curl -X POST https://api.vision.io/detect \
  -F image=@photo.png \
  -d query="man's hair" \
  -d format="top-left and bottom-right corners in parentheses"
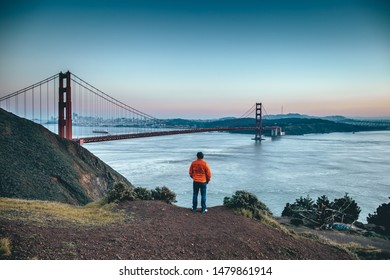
top-left (197, 152), bottom-right (204, 159)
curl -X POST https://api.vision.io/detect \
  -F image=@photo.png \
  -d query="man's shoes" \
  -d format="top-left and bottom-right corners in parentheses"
top-left (192, 208), bottom-right (208, 213)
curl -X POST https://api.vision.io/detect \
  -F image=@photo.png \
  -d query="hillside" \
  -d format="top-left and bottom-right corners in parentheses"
top-left (0, 198), bottom-right (355, 260)
top-left (0, 108), bottom-right (133, 205)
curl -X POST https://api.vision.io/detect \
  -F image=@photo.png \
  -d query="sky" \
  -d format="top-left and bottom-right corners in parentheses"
top-left (0, 0), bottom-right (389, 118)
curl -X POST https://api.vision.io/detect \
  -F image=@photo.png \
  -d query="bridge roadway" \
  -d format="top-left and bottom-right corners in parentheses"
top-left (74, 126), bottom-right (281, 144)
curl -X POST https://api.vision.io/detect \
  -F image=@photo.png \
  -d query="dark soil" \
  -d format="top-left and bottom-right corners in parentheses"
top-left (1, 200), bottom-right (355, 260)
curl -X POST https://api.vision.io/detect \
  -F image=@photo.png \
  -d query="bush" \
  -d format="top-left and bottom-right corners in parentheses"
top-left (330, 193), bottom-right (361, 224)
top-left (367, 197), bottom-right (390, 234)
top-left (134, 187), bottom-right (153, 200)
top-left (282, 193), bottom-right (361, 226)
top-left (282, 195), bottom-right (315, 217)
top-left (151, 186), bottom-right (177, 204)
top-left (223, 190), bottom-right (273, 219)
top-left (106, 183), bottom-right (177, 204)
top-left (315, 195), bottom-right (332, 224)
top-left (316, 195), bottom-right (330, 209)
top-left (106, 182), bottom-right (136, 203)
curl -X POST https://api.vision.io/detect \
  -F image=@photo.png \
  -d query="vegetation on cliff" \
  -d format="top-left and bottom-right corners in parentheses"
top-left (106, 182), bottom-right (177, 204)
top-left (282, 193), bottom-right (361, 226)
top-left (367, 198), bottom-right (390, 235)
top-left (223, 190), bottom-right (272, 219)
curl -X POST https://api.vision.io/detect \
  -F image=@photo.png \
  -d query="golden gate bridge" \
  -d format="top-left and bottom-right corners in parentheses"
top-left (0, 71), bottom-right (283, 143)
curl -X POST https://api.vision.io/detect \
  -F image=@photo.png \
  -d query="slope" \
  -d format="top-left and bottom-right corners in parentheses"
top-left (0, 199), bottom-right (354, 260)
top-left (0, 108), bottom-right (133, 205)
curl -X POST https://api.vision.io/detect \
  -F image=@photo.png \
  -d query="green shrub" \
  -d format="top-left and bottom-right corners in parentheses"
top-left (223, 190), bottom-right (272, 218)
top-left (106, 184), bottom-right (177, 204)
top-left (282, 195), bottom-right (314, 217)
top-left (315, 195), bottom-right (330, 209)
top-left (314, 195), bottom-right (333, 224)
top-left (367, 197), bottom-right (390, 234)
top-left (330, 193), bottom-right (361, 224)
top-left (134, 187), bottom-right (153, 200)
top-left (133, 186), bottom-right (177, 204)
top-left (282, 193), bottom-right (361, 226)
top-left (151, 186), bottom-right (177, 204)
top-left (106, 182), bottom-right (136, 203)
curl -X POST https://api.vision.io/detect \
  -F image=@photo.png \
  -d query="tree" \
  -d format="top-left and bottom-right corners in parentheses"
top-left (315, 195), bottom-right (330, 208)
top-left (330, 193), bottom-right (361, 224)
top-left (367, 197), bottom-right (390, 234)
top-left (282, 193), bottom-right (361, 227)
top-left (314, 195), bottom-right (332, 225)
top-left (281, 195), bottom-right (315, 218)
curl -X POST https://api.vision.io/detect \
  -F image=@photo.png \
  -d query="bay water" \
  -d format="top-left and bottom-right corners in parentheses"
top-left (84, 130), bottom-right (390, 222)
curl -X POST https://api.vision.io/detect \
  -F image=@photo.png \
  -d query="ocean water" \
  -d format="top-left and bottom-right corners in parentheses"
top-left (84, 131), bottom-right (390, 221)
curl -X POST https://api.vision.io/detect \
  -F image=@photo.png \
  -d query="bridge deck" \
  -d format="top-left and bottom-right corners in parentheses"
top-left (74, 126), bottom-right (282, 144)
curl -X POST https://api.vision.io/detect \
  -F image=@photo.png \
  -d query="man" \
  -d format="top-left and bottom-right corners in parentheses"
top-left (189, 152), bottom-right (212, 213)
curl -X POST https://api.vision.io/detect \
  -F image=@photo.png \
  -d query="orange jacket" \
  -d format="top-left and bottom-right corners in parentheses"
top-left (189, 159), bottom-right (212, 183)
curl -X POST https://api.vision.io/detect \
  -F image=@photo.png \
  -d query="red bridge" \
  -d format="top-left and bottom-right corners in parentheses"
top-left (0, 71), bottom-right (283, 143)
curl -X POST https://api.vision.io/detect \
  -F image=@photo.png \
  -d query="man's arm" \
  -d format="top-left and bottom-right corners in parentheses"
top-left (205, 163), bottom-right (211, 183)
top-left (189, 163), bottom-right (193, 178)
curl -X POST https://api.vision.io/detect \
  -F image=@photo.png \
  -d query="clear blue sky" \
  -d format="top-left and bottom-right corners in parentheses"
top-left (1, 0), bottom-right (389, 118)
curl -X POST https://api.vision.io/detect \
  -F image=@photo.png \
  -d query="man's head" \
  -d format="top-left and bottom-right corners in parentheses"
top-left (197, 152), bottom-right (204, 159)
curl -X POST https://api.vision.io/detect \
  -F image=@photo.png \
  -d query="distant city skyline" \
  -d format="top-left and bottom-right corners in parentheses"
top-left (0, 0), bottom-right (389, 118)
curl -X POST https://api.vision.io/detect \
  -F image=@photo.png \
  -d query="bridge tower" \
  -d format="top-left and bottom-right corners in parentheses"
top-left (58, 71), bottom-right (72, 140)
top-left (254, 102), bottom-right (263, 141)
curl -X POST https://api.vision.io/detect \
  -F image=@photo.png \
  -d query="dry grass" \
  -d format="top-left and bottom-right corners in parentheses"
top-left (259, 212), bottom-right (296, 236)
top-left (340, 242), bottom-right (388, 260)
top-left (0, 198), bottom-right (127, 226)
top-left (0, 238), bottom-right (12, 256)
top-left (237, 208), bottom-right (253, 219)
top-left (235, 208), bottom-right (295, 236)
top-left (299, 231), bottom-right (359, 259)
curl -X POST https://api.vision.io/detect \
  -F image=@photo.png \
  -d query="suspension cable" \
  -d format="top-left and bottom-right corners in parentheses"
top-left (262, 105), bottom-right (270, 119)
top-left (71, 73), bottom-right (159, 121)
top-left (240, 103), bottom-right (256, 118)
top-left (0, 74), bottom-right (58, 101)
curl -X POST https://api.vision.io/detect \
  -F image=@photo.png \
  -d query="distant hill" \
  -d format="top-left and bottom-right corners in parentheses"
top-left (0, 108), bottom-right (133, 205)
top-left (163, 116), bottom-right (389, 135)
top-left (264, 113), bottom-right (312, 119)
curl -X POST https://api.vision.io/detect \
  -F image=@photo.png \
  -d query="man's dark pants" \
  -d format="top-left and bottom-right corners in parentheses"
top-left (192, 181), bottom-right (207, 212)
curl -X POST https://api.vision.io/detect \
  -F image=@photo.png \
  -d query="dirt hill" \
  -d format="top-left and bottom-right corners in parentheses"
top-left (0, 108), bottom-right (133, 205)
top-left (0, 199), bottom-right (355, 260)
